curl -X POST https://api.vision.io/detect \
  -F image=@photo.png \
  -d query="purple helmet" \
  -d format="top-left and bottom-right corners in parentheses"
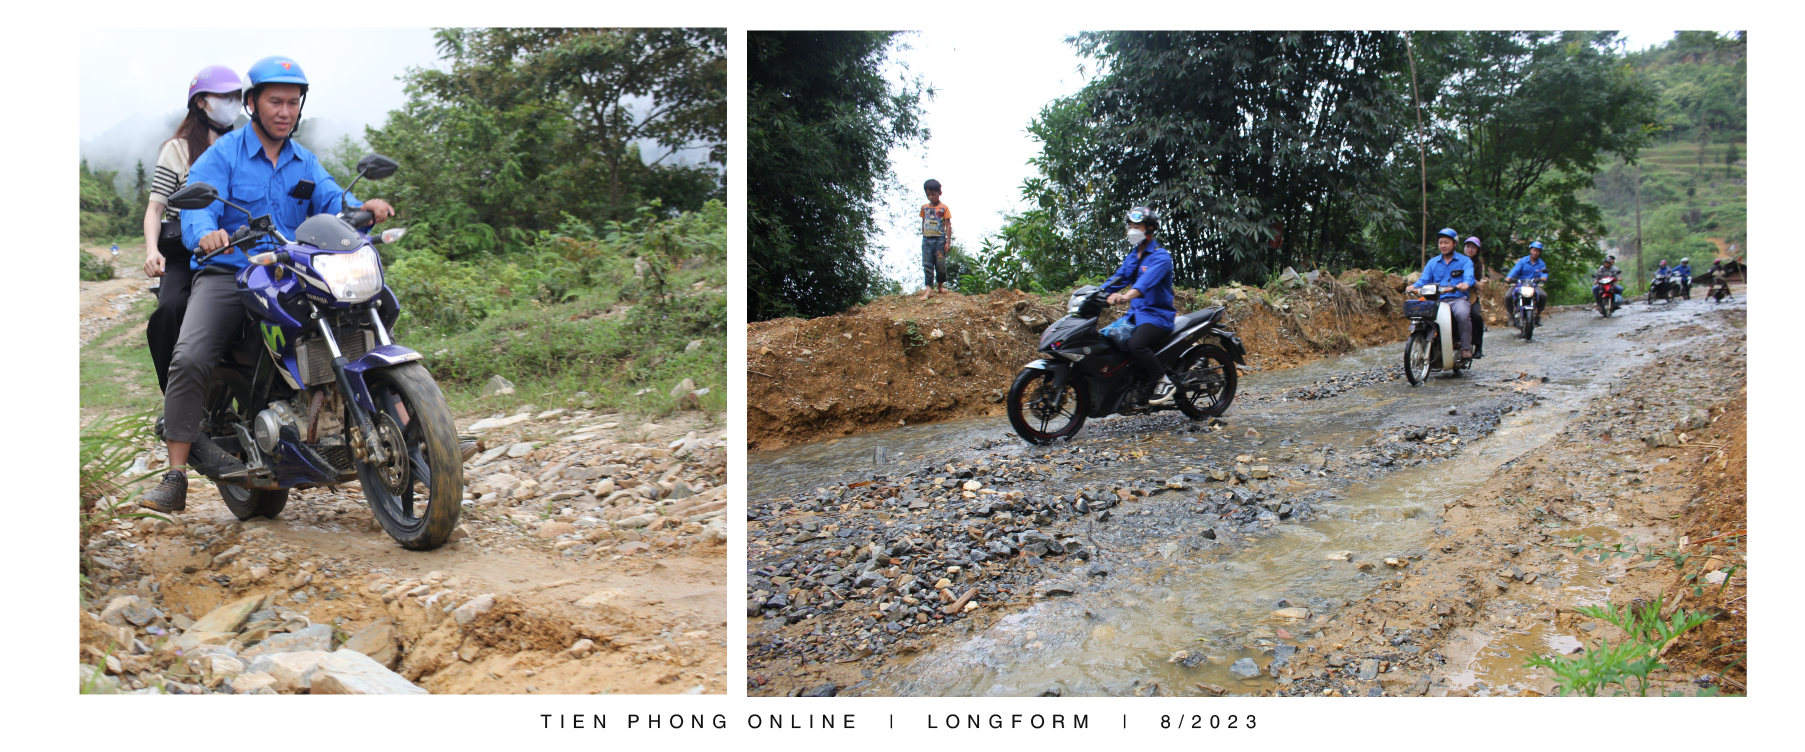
top-left (1463, 236), bottom-right (1481, 249)
top-left (188, 65), bottom-right (244, 101)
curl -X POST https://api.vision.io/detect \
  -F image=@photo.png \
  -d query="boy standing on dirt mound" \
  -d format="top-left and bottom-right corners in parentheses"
top-left (919, 179), bottom-right (954, 300)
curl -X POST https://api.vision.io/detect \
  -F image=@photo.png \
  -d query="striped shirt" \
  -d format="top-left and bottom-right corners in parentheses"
top-left (149, 138), bottom-right (191, 222)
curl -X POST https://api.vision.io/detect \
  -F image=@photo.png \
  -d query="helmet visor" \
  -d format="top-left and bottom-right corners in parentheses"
top-left (1126, 209), bottom-right (1149, 224)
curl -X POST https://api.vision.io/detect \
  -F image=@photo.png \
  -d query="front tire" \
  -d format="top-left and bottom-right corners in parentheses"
top-left (356, 362), bottom-right (463, 550)
top-left (1007, 368), bottom-right (1088, 444)
top-left (1522, 306), bottom-right (1535, 342)
top-left (1174, 345), bottom-right (1238, 419)
top-left (1403, 331), bottom-right (1431, 386)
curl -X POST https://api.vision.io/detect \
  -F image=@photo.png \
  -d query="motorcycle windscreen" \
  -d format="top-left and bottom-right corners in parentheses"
top-left (1039, 317), bottom-right (1096, 351)
top-left (296, 214), bottom-right (365, 251)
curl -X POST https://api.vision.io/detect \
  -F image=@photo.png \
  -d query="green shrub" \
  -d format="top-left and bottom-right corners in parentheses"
top-left (79, 252), bottom-right (115, 282)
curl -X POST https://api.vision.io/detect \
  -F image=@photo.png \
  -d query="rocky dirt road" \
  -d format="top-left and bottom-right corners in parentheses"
top-left (746, 290), bottom-right (1747, 697)
top-left (78, 272), bottom-right (729, 695)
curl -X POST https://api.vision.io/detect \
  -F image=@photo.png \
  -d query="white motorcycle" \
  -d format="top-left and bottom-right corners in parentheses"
top-left (1403, 283), bottom-right (1474, 386)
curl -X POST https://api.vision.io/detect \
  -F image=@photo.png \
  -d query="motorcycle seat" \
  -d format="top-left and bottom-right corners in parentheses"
top-left (1173, 307), bottom-right (1222, 332)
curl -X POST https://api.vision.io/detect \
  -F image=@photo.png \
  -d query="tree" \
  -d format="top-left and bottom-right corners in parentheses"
top-left (423, 28), bottom-right (726, 214)
top-left (1006, 31), bottom-right (1413, 289)
top-left (747, 31), bottom-right (929, 320)
top-left (1408, 32), bottom-right (1658, 273)
top-left (132, 160), bottom-right (148, 211)
top-left (365, 27), bottom-right (726, 258)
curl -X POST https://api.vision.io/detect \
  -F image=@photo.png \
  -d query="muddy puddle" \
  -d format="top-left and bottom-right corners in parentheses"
top-left (750, 298), bottom-right (1729, 696)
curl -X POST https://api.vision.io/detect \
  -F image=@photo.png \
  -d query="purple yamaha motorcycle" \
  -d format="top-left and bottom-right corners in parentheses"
top-left (163, 155), bottom-right (462, 549)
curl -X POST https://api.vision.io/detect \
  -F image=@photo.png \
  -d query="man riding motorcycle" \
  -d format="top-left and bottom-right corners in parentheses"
top-left (1101, 206), bottom-right (1178, 406)
top-left (1675, 257), bottom-right (1693, 299)
top-left (1407, 228), bottom-right (1476, 360)
top-left (1593, 255), bottom-right (1624, 302)
top-left (1506, 241), bottom-right (1551, 324)
top-left (142, 55), bottom-right (396, 512)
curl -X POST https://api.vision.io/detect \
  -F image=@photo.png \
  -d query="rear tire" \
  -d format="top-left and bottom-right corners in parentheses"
top-left (1403, 331), bottom-right (1431, 386)
top-left (1174, 345), bottom-right (1238, 419)
top-left (356, 363), bottom-right (463, 550)
top-left (218, 484), bottom-right (288, 521)
top-left (1007, 368), bottom-right (1088, 444)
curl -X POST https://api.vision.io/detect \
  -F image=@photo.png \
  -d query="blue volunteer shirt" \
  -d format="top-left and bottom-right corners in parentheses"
top-left (1418, 253), bottom-right (1476, 301)
top-left (1507, 255), bottom-right (1547, 281)
top-left (1103, 238), bottom-right (1176, 330)
top-left (1675, 263), bottom-right (1692, 277)
top-left (181, 127), bottom-right (361, 272)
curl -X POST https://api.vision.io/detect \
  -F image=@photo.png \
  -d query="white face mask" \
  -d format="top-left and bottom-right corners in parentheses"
top-left (205, 95), bottom-right (239, 127)
top-left (1126, 228), bottom-right (1146, 246)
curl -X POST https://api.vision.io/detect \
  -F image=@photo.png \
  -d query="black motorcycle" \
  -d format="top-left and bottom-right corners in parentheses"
top-left (1647, 273), bottom-right (1678, 306)
top-left (1506, 278), bottom-right (1544, 342)
top-left (1006, 283), bottom-right (1246, 444)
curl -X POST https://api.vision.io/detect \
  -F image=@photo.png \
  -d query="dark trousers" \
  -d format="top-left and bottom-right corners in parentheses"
top-left (1469, 298), bottom-right (1485, 355)
top-left (1127, 323), bottom-right (1171, 382)
top-left (163, 268), bottom-right (246, 443)
top-left (146, 243), bottom-right (194, 393)
top-left (921, 237), bottom-right (948, 289)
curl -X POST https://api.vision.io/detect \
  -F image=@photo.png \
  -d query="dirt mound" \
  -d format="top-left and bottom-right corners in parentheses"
top-left (747, 271), bottom-right (1413, 451)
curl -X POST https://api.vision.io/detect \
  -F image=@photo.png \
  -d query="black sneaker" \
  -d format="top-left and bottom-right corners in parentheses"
top-left (1147, 380), bottom-right (1177, 407)
top-left (141, 470), bottom-right (188, 513)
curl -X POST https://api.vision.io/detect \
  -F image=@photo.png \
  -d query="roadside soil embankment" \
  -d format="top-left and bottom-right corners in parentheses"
top-left (748, 270), bottom-right (1417, 451)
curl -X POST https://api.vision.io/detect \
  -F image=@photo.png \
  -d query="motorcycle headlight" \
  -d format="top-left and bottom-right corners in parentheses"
top-left (311, 245), bottom-right (384, 303)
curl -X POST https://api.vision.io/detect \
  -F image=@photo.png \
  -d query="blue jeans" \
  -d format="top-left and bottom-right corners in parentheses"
top-left (922, 237), bottom-right (947, 289)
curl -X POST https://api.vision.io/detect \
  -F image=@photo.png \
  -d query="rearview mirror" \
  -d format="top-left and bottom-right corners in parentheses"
top-left (167, 182), bottom-right (218, 210)
top-left (356, 154), bottom-right (400, 180)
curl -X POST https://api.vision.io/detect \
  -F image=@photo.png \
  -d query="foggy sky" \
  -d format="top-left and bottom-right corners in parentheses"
top-left (80, 28), bottom-right (443, 179)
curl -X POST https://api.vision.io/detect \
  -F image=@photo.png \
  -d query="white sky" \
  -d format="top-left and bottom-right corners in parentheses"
top-left (876, 29), bottom-right (1686, 290)
top-left (80, 28), bottom-right (443, 169)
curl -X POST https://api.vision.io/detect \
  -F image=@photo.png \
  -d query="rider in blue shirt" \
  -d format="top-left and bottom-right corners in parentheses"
top-left (144, 55), bottom-right (395, 513)
top-left (1102, 206), bottom-right (1178, 405)
top-left (1507, 241), bottom-right (1550, 323)
top-left (1674, 257), bottom-right (1693, 299)
top-left (1407, 227), bottom-right (1476, 359)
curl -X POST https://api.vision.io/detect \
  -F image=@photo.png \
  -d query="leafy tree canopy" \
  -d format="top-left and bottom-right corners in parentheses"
top-left (747, 31), bottom-right (929, 321)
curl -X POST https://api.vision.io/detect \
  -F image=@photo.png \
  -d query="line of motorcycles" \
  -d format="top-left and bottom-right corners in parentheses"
top-left (1007, 264), bottom-right (1738, 435)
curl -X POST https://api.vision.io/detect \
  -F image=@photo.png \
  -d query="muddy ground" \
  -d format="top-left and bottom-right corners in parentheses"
top-left (745, 285), bottom-right (1747, 697)
top-left (78, 258), bottom-right (729, 695)
top-left (748, 270), bottom-right (1415, 451)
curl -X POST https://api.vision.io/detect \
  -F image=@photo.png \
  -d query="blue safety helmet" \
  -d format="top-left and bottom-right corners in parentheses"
top-left (1437, 228), bottom-right (1459, 241)
top-left (244, 56), bottom-right (310, 140)
top-left (247, 56), bottom-right (310, 89)
top-left (1529, 241), bottom-right (1543, 250)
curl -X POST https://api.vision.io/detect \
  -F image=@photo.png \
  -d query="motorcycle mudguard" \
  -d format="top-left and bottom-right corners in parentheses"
top-left (338, 345), bottom-right (425, 415)
top-left (1020, 358), bottom-right (1059, 370)
top-left (1210, 327), bottom-right (1247, 364)
top-left (1435, 301), bottom-right (1455, 371)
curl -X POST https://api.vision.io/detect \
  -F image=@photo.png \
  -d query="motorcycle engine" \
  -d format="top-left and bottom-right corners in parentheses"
top-left (252, 401), bottom-right (300, 453)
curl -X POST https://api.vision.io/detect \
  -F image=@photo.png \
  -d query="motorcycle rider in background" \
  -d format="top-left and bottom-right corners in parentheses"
top-left (141, 55), bottom-right (394, 513)
top-left (1592, 255), bottom-right (1624, 304)
top-left (1407, 228), bottom-right (1476, 360)
top-left (1101, 206), bottom-right (1178, 406)
top-left (1506, 241), bottom-right (1551, 324)
top-left (1675, 257), bottom-right (1693, 299)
